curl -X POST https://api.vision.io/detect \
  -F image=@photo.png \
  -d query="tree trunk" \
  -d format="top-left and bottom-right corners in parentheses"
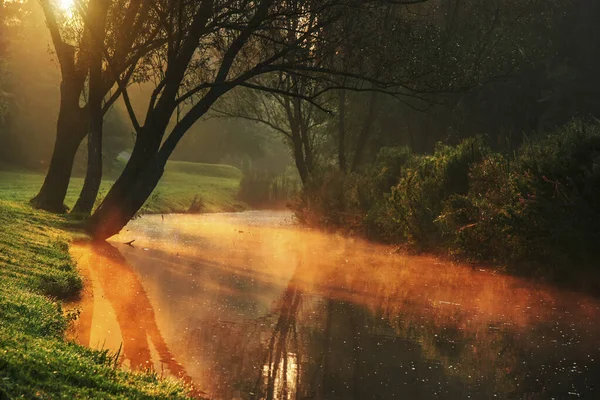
top-left (71, 104), bottom-right (102, 215)
top-left (30, 85), bottom-right (86, 212)
top-left (291, 133), bottom-right (309, 186)
top-left (86, 98), bottom-right (204, 239)
top-left (406, 113), bottom-right (416, 152)
top-left (351, 92), bottom-right (378, 172)
top-left (87, 86), bottom-right (222, 240)
top-left (295, 100), bottom-right (314, 177)
top-left (86, 122), bottom-right (164, 239)
top-left (338, 89), bottom-right (347, 173)
top-left (71, 0), bottom-right (109, 215)
top-left (300, 126), bottom-right (314, 176)
top-left (87, 155), bottom-right (164, 240)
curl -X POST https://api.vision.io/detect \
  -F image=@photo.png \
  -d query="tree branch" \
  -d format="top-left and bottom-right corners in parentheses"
top-left (211, 108), bottom-right (293, 139)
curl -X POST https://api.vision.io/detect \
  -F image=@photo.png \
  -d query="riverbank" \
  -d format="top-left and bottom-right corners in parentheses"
top-left (294, 121), bottom-right (600, 292)
top-left (0, 199), bottom-right (194, 398)
top-left (0, 161), bottom-right (244, 397)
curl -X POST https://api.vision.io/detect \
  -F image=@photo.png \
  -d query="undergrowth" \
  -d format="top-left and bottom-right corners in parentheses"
top-left (295, 121), bottom-right (600, 288)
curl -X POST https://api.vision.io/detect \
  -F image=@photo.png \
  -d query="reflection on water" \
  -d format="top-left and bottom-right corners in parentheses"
top-left (70, 241), bottom-right (193, 384)
top-left (71, 211), bottom-right (600, 399)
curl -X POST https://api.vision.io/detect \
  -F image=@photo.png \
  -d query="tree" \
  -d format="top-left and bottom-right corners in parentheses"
top-left (329, 0), bottom-right (566, 161)
top-left (213, 2), bottom-right (427, 182)
top-left (331, 3), bottom-right (395, 173)
top-left (214, 75), bottom-right (329, 186)
top-left (0, 1), bottom-right (63, 168)
top-left (71, 0), bottom-right (110, 214)
top-left (87, 0), bottom-right (423, 239)
top-left (32, 0), bottom-right (160, 213)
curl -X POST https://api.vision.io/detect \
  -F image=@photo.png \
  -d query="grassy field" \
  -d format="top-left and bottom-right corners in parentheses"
top-left (0, 160), bottom-right (245, 214)
top-left (141, 161), bottom-right (244, 214)
top-left (0, 162), bottom-right (244, 398)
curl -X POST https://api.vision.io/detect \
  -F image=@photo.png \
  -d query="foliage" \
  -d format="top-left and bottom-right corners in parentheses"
top-left (0, 61), bottom-right (6, 135)
top-left (436, 122), bottom-right (600, 277)
top-left (381, 137), bottom-right (486, 247)
top-left (296, 122), bottom-right (600, 285)
top-left (0, 1), bottom-right (65, 169)
top-left (0, 1), bottom-right (6, 131)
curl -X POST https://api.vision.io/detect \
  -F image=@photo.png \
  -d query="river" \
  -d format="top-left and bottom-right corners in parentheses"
top-left (70, 211), bottom-right (600, 399)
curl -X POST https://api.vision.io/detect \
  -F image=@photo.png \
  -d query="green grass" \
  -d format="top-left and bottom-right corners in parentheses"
top-left (0, 161), bottom-right (244, 397)
top-left (142, 161), bottom-right (244, 214)
top-left (0, 201), bottom-right (191, 398)
top-left (0, 160), bottom-right (246, 214)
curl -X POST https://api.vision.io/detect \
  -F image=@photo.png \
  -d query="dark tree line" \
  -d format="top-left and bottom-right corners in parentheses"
top-left (214, 0), bottom-right (600, 187)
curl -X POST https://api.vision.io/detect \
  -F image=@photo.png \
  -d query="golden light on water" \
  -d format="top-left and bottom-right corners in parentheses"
top-left (68, 212), bottom-right (600, 399)
top-left (262, 353), bottom-right (298, 400)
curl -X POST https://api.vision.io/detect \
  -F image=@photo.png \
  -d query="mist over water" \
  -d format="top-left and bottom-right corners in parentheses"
top-left (70, 211), bottom-right (600, 399)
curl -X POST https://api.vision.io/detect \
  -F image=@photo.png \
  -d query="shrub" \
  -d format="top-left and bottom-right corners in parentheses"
top-left (434, 121), bottom-right (600, 278)
top-left (297, 121), bottom-right (600, 283)
top-left (379, 137), bottom-right (487, 247)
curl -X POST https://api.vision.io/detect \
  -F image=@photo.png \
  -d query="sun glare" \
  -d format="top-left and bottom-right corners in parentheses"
top-left (58, 0), bottom-right (74, 12)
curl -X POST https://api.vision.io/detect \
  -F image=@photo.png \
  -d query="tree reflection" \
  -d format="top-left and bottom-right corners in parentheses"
top-left (257, 273), bottom-right (302, 400)
top-left (71, 242), bottom-right (195, 387)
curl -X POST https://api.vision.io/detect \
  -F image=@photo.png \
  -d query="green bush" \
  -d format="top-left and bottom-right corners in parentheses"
top-left (297, 122), bottom-right (600, 283)
top-left (379, 137), bottom-right (486, 247)
top-left (294, 146), bottom-right (414, 233)
top-left (435, 153), bottom-right (524, 264)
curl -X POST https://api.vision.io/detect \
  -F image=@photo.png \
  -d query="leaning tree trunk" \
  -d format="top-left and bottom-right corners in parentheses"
top-left (87, 87), bottom-right (223, 240)
top-left (71, 2), bottom-right (109, 215)
top-left (86, 125), bottom-right (164, 240)
top-left (87, 156), bottom-right (164, 240)
top-left (30, 82), bottom-right (86, 213)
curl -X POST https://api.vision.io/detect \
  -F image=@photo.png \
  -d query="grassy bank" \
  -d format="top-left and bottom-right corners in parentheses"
top-left (0, 200), bottom-right (191, 398)
top-left (295, 121), bottom-right (600, 289)
top-left (0, 161), bottom-right (245, 397)
top-left (0, 160), bottom-right (245, 214)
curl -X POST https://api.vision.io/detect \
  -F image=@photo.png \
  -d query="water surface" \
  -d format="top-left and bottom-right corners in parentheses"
top-left (71, 211), bottom-right (600, 399)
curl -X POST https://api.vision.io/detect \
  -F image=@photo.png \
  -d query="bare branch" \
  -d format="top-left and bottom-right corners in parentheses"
top-left (238, 82), bottom-right (333, 114)
top-left (211, 108), bottom-right (293, 139)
